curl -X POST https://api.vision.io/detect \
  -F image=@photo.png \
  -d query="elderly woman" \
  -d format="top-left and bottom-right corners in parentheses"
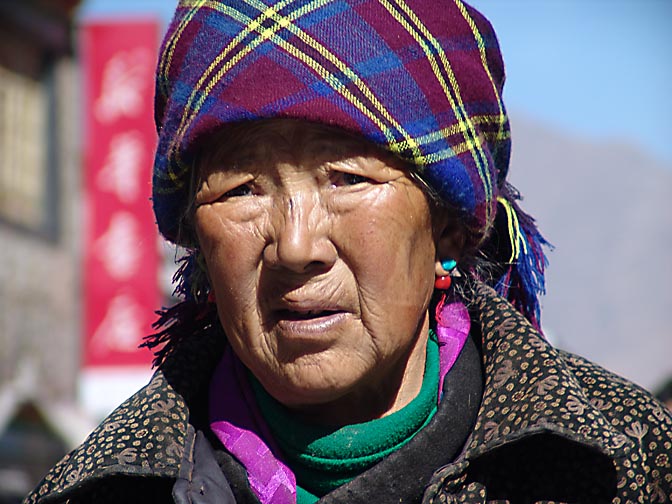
top-left (27, 1), bottom-right (672, 503)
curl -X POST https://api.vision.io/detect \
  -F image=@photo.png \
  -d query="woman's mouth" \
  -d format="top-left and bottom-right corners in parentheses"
top-left (271, 306), bottom-right (349, 338)
top-left (276, 309), bottom-right (343, 321)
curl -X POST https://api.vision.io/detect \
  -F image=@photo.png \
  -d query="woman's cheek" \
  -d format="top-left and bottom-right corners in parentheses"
top-left (195, 208), bottom-right (251, 300)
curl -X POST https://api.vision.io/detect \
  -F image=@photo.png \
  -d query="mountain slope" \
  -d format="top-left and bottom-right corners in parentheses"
top-left (507, 113), bottom-right (672, 391)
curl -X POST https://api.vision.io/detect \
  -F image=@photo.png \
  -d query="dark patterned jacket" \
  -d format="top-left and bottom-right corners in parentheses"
top-left (25, 285), bottom-right (672, 504)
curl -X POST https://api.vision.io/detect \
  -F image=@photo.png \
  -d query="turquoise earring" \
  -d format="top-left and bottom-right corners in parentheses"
top-left (441, 259), bottom-right (457, 271)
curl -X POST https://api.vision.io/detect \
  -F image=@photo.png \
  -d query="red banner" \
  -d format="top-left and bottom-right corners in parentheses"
top-left (81, 20), bottom-right (160, 368)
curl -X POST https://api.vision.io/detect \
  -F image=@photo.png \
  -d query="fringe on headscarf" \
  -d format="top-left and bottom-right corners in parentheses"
top-left (488, 189), bottom-right (551, 332)
top-left (171, 249), bottom-right (210, 303)
top-left (141, 251), bottom-right (215, 368)
top-left (142, 300), bottom-right (218, 368)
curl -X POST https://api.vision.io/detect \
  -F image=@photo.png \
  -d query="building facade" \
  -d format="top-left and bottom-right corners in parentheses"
top-left (0, 1), bottom-right (87, 500)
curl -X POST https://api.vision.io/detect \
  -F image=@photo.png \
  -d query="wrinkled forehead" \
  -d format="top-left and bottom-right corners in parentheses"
top-left (197, 118), bottom-right (406, 174)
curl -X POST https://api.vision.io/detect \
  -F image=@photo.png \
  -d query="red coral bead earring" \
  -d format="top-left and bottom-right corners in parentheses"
top-left (434, 275), bottom-right (452, 290)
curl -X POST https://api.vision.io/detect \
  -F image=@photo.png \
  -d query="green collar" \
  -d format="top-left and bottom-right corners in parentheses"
top-left (252, 334), bottom-right (440, 498)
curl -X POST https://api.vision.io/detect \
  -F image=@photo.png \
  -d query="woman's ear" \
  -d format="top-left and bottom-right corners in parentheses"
top-left (434, 218), bottom-right (466, 276)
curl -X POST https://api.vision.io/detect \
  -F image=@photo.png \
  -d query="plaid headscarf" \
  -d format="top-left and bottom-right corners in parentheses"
top-left (151, 0), bottom-right (549, 328)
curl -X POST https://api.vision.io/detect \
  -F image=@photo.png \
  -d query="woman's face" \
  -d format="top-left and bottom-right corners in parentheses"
top-left (195, 120), bottom-right (451, 422)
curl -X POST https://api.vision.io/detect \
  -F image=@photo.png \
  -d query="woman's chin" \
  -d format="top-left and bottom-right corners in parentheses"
top-left (262, 359), bottom-right (364, 409)
top-left (269, 375), bottom-right (394, 425)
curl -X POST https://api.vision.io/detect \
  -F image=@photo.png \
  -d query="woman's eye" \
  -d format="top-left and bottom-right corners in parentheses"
top-left (332, 172), bottom-right (373, 187)
top-left (219, 184), bottom-right (253, 200)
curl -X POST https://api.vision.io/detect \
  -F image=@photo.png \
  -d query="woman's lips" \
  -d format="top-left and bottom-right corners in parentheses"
top-left (276, 308), bottom-right (341, 321)
top-left (272, 307), bottom-right (349, 337)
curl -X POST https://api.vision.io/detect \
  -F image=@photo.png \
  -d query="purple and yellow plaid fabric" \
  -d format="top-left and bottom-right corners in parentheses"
top-left (152, 0), bottom-right (509, 244)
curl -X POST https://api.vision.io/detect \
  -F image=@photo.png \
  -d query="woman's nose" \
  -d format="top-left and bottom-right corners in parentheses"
top-left (263, 193), bottom-right (336, 274)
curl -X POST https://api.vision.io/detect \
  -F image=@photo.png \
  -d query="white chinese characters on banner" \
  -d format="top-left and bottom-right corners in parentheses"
top-left (83, 20), bottom-right (159, 368)
top-left (90, 294), bottom-right (146, 354)
top-left (94, 48), bottom-right (153, 123)
top-left (96, 131), bottom-right (144, 204)
top-left (94, 212), bottom-right (142, 281)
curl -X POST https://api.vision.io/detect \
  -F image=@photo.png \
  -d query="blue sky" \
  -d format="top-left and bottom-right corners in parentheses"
top-left (468, 0), bottom-right (672, 165)
top-left (79, 0), bottom-right (672, 164)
